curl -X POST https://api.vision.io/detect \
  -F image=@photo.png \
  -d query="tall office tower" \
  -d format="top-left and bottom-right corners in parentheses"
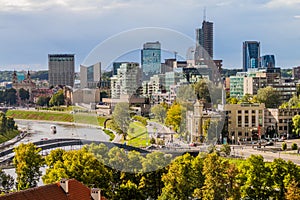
top-left (141, 41), bottom-right (161, 81)
top-left (260, 55), bottom-right (275, 69)
top-left (195, 20), bottom-right (213, 62)
top-left (48, 54), bottom-right (75, 87)
top-left (80, 62), bottom-right (101, 88)
top-left (243, 41), bottom-right (260, 72)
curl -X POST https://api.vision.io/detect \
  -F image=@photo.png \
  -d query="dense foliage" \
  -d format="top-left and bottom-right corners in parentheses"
top-left (10, 142), bottom-right (300, 200)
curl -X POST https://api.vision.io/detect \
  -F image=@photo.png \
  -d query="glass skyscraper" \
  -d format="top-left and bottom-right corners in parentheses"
top-left (243, 41), bottom-right (260, 72)
top-left (260, 55), bottom-right (275, 69)
top-left (141, 41), bottom-right (161, 81)
top-left (195, 20), bottom-right (213, 61)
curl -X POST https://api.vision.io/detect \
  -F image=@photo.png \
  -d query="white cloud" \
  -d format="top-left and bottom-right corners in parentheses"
top-left (265, 0), bottom-right (300, 8)
top-left (0, 0), bottom-right (132, 12)
top-left (294, 15), bottom-right (300, 18)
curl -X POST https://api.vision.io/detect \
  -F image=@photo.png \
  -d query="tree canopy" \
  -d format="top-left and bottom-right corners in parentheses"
top-left (257, 86), bottom-right (280, 108)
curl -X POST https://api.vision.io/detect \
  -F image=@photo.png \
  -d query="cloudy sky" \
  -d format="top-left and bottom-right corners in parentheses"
top-left (0, 0), bottom-right (299, 71)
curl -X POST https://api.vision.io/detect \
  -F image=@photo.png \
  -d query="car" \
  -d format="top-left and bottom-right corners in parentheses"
top-left (265, 141), bottom-right (274, 146)
top-left (189, 143), bottom-right (197, 147)
top-left (146, 145), bottom-right (157, 150)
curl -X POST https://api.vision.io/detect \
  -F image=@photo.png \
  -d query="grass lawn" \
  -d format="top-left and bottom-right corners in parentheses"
top-left (0, 130), bottom-right (19, 144)
top-left (7, 110), bottom-right (73, 122)
top-left (122, 121), bottom-right (149, 148)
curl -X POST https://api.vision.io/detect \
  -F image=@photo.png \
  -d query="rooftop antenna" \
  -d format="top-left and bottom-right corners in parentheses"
top-left (203, 7), bottom-right (206, 21)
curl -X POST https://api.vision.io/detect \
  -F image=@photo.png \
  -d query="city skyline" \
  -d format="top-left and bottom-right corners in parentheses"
top-left (0, 0), bottom-right (299, 71)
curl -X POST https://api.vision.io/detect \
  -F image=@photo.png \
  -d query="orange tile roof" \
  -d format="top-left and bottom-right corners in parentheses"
top-left (0, 179), bottom-right (106, 200)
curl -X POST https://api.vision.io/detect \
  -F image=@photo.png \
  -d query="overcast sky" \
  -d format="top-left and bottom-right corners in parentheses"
top-left (0, 0), bottom-right (299, 71)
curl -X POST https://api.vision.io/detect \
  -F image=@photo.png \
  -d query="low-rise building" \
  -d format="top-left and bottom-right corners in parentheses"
top-left (224, 103), bottom-right (265, 143)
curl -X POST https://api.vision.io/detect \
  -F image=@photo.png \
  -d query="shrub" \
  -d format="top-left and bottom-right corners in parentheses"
top-left (220, 144), bottom-right (231, 156)
top-left (132, 115), bottom-right (147, 126)
top-left (150, 137), bottom-right (156, 144)
top-left (291, 143), bottom-right (298, 150)
top-left (282, 142), bottom-right (287, 151)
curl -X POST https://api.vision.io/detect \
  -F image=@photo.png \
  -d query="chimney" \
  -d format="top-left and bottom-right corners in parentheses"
top-left (91, 188), bottom-right (101, 200)
top-left (60, 178), bottom-right (69, 194)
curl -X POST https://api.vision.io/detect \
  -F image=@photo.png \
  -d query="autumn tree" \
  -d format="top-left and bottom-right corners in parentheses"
top-left (112, 102), bottom-right (131, 140)
top-left (151, 104), bottom-right (167, 124)
top-left (292, 114), bottom-right (300, 137)
top-left (165, 102), bottom-right (182, 132)
top-left (13, 143), bottom-right (44, 190)
top-left (285, 180), bottom-right (300, 200)
top-left (257, 86), bottom-right (280, 108)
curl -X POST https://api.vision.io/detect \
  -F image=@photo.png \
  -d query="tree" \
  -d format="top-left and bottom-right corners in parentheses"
top-left (4, 88), bottom-right (17, 105)
top-left (19, 88), bottom-right (30, 101)
top-left (165, 102), bottom-right (182, 132)
top-left (112, 102), bottom-right (131, 140)
top-left (49, 90), bottom-right (65, 106)
top-left (0, 168), bottom-right (14, 193)
top-left (36, 96), bottom-right (51, 107)
top-left (201, 153), bottom-right (240, 200)
top-left (257, 86), bottom-right (280, 108)
top-left (239, 155), bottom-right (273, 199)
top-left (113, 180), bottom-right (144, 200)
top-left (282, 142), bottom-right (287, 151)
top-left (220, 143), bottom-right (231, 156)
top-left (13, 143), bottom-right (44, 190)
top-left (285, 180), bottom-right (300, 200)
top-left (151, 104), bottom-right (167, 124)
top-left (158, 154), bottom-right (200, 200)
top-left (43, 148), bottom-right (111, 197)
top-left (292, 115), bottom-right (300, 137)
top-left (194, 79), bottom-right (211, 102)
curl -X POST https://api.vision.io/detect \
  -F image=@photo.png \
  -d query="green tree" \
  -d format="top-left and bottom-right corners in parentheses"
top-left (292, 114), bottom-right (300, 137)
top-left (13, 143), bottom-right (44, 190)
top-left (165, 102), bottom-right (182, 132)
top-left (257, 86), bottom-right (280, 108)
top-left (0, 168), bottom-right (14, 193)
top-left (158, 154), bottom-right (200, 200)
top-left (19, 88), bottom-right (30, 101)
top-left (139, 152), bottom-right (171, 199)
top-left (36, 96), bottom-right (51, 107)
top-left (49, 90), bottom-right (65, 106)
top-left (282, 142), bottom-right (287, 151)
top-left (201, 153), bottom-right (240, 200)
top-left (112, 102), bottom-right (131, 140)
top-left (151, 104), bottom-right (167, 124)
top-left (194, 79), bottom-right (211, 102)
top-left (43, 148), bottom-right (111, 197)
top-left (239, 155), bottom-right (273, 199)
top-left (113, 180), bottom-right (144, 200)
top-left (226, 97), bottom-right (238, 104)
top-left (4, 88), bottom-right (17, 105)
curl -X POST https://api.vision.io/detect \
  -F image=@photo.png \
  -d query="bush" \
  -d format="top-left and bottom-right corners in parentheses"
top-left (132, 115), bottom-right (147, 126)
top-left (150, 137), bottom-right (156, 144)
top-left (291, 143), bottom-right (298, 150)
top-left (220, 144), bottom-right (231, 156)
top-left (282, 142), bottom-right (287, 151)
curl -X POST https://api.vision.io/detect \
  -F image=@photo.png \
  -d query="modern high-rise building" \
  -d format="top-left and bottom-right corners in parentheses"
top-left (195, 20), bottom-right (213, 61)
top-left (243, 41), bottom-right (260, 72)
top-left (141, 41), bottom-right (161, 81)
top-left (260, 55), bottom-right (275, 69)
top-left (80, 62), bottom-right (101, 88)
top-left (111, 62), bottom-right (141, 99)
top-left (48, 54), bottom-right (75, 87)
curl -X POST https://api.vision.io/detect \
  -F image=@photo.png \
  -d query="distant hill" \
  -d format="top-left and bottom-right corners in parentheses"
top-left (0, 70), bottom-right (48, 82)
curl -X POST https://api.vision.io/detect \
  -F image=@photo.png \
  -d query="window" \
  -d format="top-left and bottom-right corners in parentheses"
top-left (238, 132), bottom-right (242, 136)
top-left (238, 110), bottom-right (242, 114)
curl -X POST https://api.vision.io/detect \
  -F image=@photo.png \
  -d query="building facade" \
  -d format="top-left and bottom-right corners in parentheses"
top-left (111, 62), bottom-right (141, 99)
top-left (243, 41), bottom-right (260, 72)
top-left (260, 55), bottom-right (275, 69)
top-left (195, 20), bottom-right (213, 61)
top-left (292, 66), bottom-right (300, 80)
top-left (80, 62), bottom-right (101, 89)
top-left (141, 42), bottom-right (161, 81)
top-left (225, 103), bottom-right (265, 143)
top-left (48, 54), bottom-right (75, 87)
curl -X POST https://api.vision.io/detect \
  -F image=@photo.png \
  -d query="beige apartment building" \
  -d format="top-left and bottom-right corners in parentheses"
top-left (225, 103), bottom-right (265, 143)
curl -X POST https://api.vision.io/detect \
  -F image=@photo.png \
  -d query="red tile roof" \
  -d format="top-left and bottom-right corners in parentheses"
top-left (0, 179), bottom-right (106, 200)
